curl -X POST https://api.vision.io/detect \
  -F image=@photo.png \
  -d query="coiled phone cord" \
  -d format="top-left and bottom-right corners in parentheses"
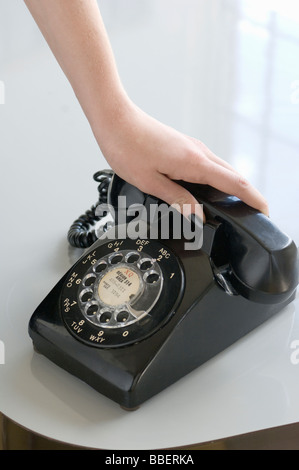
top-left (67, 169), bottom-right (114, 248)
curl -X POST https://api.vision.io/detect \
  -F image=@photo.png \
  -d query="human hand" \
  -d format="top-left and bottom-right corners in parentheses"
top-left (23, 0), bottom-right (269, 222)
top-left (93, 98), bottom-right (269, 222)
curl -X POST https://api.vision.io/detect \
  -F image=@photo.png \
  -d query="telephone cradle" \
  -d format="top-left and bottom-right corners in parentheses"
top-left (29, 171), bottom-right (299, 410)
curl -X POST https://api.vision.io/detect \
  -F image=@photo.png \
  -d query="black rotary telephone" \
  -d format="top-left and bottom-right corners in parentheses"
top-left (29, 170), bottom-right (298, 410)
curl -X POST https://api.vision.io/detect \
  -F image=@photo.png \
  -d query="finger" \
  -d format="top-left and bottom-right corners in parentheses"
top-left (187, 136), bottom-right (239, 174)
top-left (200, 161), bottom-right (269, 216)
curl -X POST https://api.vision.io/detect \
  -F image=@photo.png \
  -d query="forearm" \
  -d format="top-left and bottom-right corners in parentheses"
top-left (24, 0), bottom-right (129, 133)
top-left (24, 0), bottom-right (269, 217)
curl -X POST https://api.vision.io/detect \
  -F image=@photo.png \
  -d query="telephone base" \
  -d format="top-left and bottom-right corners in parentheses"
top-left (120, 405), bottom-right (140, 412)
top-left (29, 260), bottom-right (296, 410)
top-left (28, 174), bottom-right (298, 409)
top-left (33, 343), bottom-right (42, 354)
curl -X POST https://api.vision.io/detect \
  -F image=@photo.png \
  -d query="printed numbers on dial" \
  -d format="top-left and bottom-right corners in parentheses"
top-left (60, 239), bottom-right (183, 348)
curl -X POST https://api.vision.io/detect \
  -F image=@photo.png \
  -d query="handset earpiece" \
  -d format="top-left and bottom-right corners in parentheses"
top-left (180, 181), bottom-right (299, 304)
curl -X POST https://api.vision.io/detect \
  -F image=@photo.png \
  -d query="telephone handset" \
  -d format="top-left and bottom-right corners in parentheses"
top-left (29, 170), bottom-right (298, 409)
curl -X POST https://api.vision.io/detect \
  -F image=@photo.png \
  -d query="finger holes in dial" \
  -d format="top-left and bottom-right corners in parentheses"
top-left (99, 310), bottom-right (112, 324)
top-left (109, 253), bottom-right (123, 265)
top-left (83, 274), bottom-right (96, 287)
top-left (80, 289), bottom-right (93, 303)
top-left (125, 252), bottom-right (140, 264)
top-left (144, 270), bottom-right (160, 284)
top-left (85, 302), bottom-right (99, 317)
top-left (138, 258), bottom-right (153, 271)
top-left (116, 310), bottom-right (129, 323)
top-left (93, 261), bottom-right (107, 274)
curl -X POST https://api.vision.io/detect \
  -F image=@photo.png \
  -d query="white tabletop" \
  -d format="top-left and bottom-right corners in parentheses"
top-left (1, 0), bottom-right (299, 450)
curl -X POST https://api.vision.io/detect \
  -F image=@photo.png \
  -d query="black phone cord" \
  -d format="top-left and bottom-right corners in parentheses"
top-left (67, 170), bottom-right (114, 249)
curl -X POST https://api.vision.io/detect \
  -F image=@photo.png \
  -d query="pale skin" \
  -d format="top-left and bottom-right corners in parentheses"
top-left (24, 0), bottom-right (269, 221)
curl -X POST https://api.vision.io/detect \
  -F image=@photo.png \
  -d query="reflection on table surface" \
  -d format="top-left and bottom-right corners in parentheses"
top-left (0, 0), bottom-right (299, 450)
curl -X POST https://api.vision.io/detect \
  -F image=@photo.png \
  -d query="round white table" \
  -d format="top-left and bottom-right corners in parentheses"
top-left (1, 0), bottom-right (299, 451)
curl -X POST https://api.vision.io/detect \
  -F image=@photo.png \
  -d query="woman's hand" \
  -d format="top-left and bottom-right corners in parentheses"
top-left (24, 0), bottom-right (269, 221)
top-left (94, 97), bottom-right (269, 221)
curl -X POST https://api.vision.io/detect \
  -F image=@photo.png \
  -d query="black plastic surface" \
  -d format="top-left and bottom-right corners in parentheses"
top-left (28, 173), bottom-right (299, 409)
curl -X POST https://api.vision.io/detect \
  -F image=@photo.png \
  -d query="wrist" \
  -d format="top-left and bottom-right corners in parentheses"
top-left (89, 88), bottom-right (135, 148)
